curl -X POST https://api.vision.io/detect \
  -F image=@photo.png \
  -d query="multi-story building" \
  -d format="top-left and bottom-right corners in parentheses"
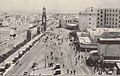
top-left (97, 9), bottom-right (120, 28)
top-left (79, 8), bottom-right (120, 30)
top-left (86, 28), bottom-right (120, 43)
top-left (98, 37), bottom-right (120, 58)
top-left (79, 7), bottom-right (97, 31)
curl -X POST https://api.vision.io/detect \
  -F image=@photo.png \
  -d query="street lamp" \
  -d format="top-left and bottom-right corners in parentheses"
top-left (45, 54), bottom-right (47, 68)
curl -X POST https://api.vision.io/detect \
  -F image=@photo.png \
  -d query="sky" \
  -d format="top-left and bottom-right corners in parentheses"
top-left (0, 0), bottom-right (119, 13)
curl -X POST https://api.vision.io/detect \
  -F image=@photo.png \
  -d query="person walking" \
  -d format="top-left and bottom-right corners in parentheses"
top-left (67, 69), bottom-right (69, 74)
top-left (71, 70), bottom-right (72, 75)
top-left (74, 70), bottom-right (76, 75)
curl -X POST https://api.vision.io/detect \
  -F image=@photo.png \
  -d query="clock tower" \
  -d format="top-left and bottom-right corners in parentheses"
top-left (42, 7), bottom-right (47, 32)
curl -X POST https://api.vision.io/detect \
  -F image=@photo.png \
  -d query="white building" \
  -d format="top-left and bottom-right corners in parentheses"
top-left (86, 28), bottom-right (120, 43)
top-left (79, 7), bottom-right (97, 31)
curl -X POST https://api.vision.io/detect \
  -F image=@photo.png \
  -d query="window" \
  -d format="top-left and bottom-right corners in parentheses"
top-left (101, 23), bottom-right (102, 25)
top-left (113, 22), bottom-right (114, 25)
top-left (116, 14), bottom-right (118, 16)
top-left (106, 21), bottom-right (108, 24)
top-left (97, 21), bottom-right (99, 24)
top-left (105, 9), bottom-right (106, 12)
top-left (91, 9), bottom-right (93, 12)
top-left (89, 18), bottom-right (91, 20)
top-left (110, 14), bottom-right (111, 16)
top-left (110, 22), bottom-right (111, 24)
top-left (89, 22), bottom-right (91, 24)
top-left (101, 10), bottom-right (103, 14)
top-left (97, 13), bottom-right (99, 16)
top-left (101, 19), bottom-right (102, 22)
top-left (116, 23), bottom-right (117, 25)
top-left (89, 14), bottom-right (91, 16)
top-left (97, 17), bottom-right (99, 20)
top-left (115, 26), bottom-right (117, 28)
top-left (110, 10), bottom-right (111, 12)
top-left (112, 26), bottom-right (114, 28)
top-left (113, 10), bottom-right (114, 12)
top-left (101, 15), bottom-right (103, 18)
top-left (113, 14), bottom-right (114, 16)
top-left (116, 18), bottom-right (117, 21)
top-left (113, 18), bottom-right (114, 21)
top-left (106, 14), bottom-right (108, 16)
top-left (116, 10), bottom-right (118, 12)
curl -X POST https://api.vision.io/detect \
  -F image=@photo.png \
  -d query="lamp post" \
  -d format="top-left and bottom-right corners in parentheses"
top-left (45, 54), bottom-right (47, 68)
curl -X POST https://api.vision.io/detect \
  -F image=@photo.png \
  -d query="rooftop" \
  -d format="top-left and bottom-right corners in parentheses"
top-left (78, 37), bottom-right (91, 44)
top-left (98, 37), bottom-right (120, 44)
top-left (87, 28), bottom-right (120, 36)
top-left (66, 23), bottom-right (78, 27)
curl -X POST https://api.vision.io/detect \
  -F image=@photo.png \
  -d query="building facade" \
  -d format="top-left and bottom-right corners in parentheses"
top-left (97, 9), bottom-right (120, 28)
top-left (98, 38), bottom-right (120, 58)
top-left (79, 7), bottom-right (97, 31)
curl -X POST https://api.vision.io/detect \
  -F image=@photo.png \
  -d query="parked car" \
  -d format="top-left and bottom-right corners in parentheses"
top-left (23, 72), bottom-right (28, 75)
top-left (12, 56), bottom-right (18, 64)
top-left (54, 63), bottom-right (61, 70)
top-left (5, 62), bottom-right (11, 69)
top-left (0, 66), bottom-right (6, 73)
top-left (18, 52), bottom-right (23, 58)
top-left (31, 62), bottom-right (38, 68)
top-left (54, 69), bottom-right (61, 75)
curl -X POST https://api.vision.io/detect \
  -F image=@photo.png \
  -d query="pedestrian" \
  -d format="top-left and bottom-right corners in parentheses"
top-left (51, 51), bottom-right (53, 56)
top-left (74, 70), bottom-right (76, 74)
top-left (71, 70), bottom-right (72, 74)
top-left (67, 69), bottom-right (69, 74)
top-left (47, 56), bottom-right (48, 59)
top-left (62, 64), bottom-right (64, 68)
top-left (61, 52), bottom-right (63, 56)
top-left (75, 61), bottom-right (77, 65)
top-left (51, 56), bottom-right (53, 60)
top-left (78, 55), bottom-right (80, 60)
top-left (19, 63), bottom-right (21, 66)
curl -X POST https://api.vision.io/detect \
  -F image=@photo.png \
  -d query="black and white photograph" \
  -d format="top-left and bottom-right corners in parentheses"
top-left (0, 0), bottom-right (120, 75)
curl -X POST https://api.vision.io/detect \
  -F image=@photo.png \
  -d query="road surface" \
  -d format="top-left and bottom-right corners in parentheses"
top-left (5, 21), bottom-right (93, 75)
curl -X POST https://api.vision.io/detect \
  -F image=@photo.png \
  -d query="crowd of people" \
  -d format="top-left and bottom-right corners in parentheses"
top-left (39, 26), bottom-right (87, 75)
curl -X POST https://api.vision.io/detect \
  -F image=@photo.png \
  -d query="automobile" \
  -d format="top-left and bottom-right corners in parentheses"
top-left (54, 63), bottom-right (61, 70)
top-left (12, 56), bottom-right (19, 64)
top-left (18, 52), bottom-right (23, 58)
top-left (22, 50), bottom-right (26, 55)
top-left (0, 66), bottom-right (6, 73)
top-left (29, 45), bottom-right (32, 48)
top-left (5, 62), bottom-right (11, 69)
top-left (23, 72), bottom-right (28, 75)
top-left (107, 70), bottom-right (113, 75)
top-left (31, 62), bottom-right (38, 68)
top-left (54, 69), bottom-right (61, 75)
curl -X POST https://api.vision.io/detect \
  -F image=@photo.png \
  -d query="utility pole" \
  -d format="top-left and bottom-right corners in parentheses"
top-left (45, 54), bottom-right (46, 68)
